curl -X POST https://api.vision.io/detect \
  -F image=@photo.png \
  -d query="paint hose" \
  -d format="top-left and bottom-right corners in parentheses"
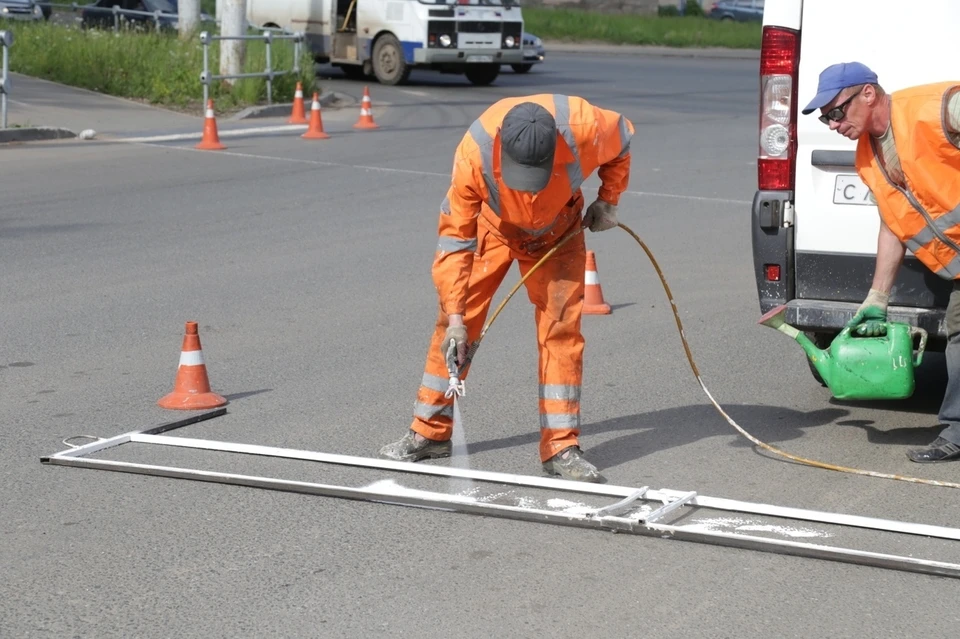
top-left (463, 221), bottom-right (960, 490)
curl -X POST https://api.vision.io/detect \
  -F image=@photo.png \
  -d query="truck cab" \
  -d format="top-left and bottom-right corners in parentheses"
top-left (752, 0), bottom-right (960, 379)
top-left (247, 0), bottom-right (525, 86)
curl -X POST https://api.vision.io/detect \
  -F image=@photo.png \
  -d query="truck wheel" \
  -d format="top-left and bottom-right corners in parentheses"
top-left (803, 331), bottom-right (837, 387)
top-left (465, 64), bottom-right (500, 86)
top-left (511, 64), bottom-right (533, 74)
top-left (372, 34), bottom-right (411, 86)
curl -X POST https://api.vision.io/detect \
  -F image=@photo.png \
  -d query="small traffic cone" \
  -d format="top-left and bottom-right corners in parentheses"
top-left (195, 100), bottom-right (226, 151)
top-left (288, 82), bottom-right (308, 124)
top-left (158, 321), bottom-right (228, 410)
top-left (353, 86), bottom-right (380, 130)
top-left (301, 92), bottom-right (330, 140)
top-left (583, 250), bottom-right (612, 315)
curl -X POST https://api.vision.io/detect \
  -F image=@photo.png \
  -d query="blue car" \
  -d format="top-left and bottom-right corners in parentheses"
top-left (509, 31), bottom-right (544, 74)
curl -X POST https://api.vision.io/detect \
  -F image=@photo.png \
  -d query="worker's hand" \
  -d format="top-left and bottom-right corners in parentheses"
top-left (441, 324), bottom-right (469, 370)
top-left (845, 288), bottom-right (890, 337)
top-left (582, 198), bottom-right (618, 232)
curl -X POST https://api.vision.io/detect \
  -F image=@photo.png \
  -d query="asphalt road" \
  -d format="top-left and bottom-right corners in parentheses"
top-left (4, 53), bottom-right (960, 638)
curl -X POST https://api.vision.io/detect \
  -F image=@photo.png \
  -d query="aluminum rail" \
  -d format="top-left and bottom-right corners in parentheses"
top-left (40, 409), bottom-right (960, 581)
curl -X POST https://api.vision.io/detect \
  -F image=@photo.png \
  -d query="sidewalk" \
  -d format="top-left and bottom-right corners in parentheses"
top-left (1, 74), bottom-right (356, 143)
top-left (4, 73), bottom-right (199, 138)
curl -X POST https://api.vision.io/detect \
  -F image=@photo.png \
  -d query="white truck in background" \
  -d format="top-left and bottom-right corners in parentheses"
top-left (752, 0), bottom-right (960, 381)
top-left (246, 0), bottom-right (525, 86)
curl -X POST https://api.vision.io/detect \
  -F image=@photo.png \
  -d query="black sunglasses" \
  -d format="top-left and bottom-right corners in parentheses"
top-left (819, 87), bottom-right (864, 125)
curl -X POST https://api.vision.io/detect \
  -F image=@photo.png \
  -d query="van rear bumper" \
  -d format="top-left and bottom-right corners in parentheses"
top-left (783, 299), bottom-right (946, 341)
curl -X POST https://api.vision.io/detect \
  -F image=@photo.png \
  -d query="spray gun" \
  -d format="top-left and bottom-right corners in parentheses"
top-left (444, 338), bottom-right (466, 398)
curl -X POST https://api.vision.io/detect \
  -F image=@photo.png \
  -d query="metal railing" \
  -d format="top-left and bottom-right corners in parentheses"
top-left (199, 30), bottom-right (304, 107)
top-left (1, 30), bottom-right (11, 129)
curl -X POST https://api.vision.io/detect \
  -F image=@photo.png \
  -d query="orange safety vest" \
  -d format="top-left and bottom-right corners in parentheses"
top-left (856, 82), bottom-right (960, 279)
top-left (433, 94), bottom-right (634, 314)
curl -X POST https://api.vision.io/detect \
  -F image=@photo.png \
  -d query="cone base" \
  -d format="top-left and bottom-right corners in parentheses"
top-left (158, 390), bottom-right (229, 410)
top-left (353, 121), bottom-right (379, 130)
top-left (195, 140), bottom-right (226, 151)
top-left (302, 130), bottom-right (330, 139)
top-left (583, 304), bottom-right (612, 315)
top-left (288, 116), bottom-right (308, 125)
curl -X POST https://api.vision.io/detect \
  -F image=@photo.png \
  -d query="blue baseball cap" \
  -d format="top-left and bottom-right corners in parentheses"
top-left (801, 62), bottom-right (879, 115)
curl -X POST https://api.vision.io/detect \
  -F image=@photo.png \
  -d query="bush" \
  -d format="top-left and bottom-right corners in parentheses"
top-left (684, 1), bottom-right (706, 18)
top-left (3, 21), bottom-right (316, 113)
top-left (658, 6), bottom-right (681, 17)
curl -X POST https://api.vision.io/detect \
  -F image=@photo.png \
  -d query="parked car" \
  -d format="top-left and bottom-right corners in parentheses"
top-left (510, 31), bottom-right (544, 74)
top-left (0, 0), bottom-right (44, 22)
top-left (707, 0), bottom-right (764, 22)
top-left (81, 0), bottom-right (212, 31)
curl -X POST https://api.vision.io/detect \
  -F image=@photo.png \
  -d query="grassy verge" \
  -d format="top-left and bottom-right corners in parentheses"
top-left (521, 8), bottom-right (762, 49)
top-left (4, 20), bottom-right (316, 114)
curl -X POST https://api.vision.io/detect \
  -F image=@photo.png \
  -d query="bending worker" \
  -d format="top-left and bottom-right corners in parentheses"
top-left (379, 94), bottom-right (634, 483)
top-left (802, 62), bottom-right (960, 463)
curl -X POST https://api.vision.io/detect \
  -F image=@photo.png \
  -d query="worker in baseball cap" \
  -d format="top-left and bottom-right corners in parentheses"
top-left (378, 95), bottom-right (635, 482)
top-left (803, 61), bottom-right (960, 463)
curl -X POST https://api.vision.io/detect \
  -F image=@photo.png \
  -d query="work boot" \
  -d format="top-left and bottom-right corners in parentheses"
top-left (542, 446), bottom-right (604, 483)
top-left (906, 437), bottom-right (960, 463)
top-left (378, 430), bottom-right (452, 462)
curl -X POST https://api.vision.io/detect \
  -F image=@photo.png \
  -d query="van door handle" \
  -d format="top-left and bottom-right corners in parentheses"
top-left (811, 150), bottom-right (855, 167)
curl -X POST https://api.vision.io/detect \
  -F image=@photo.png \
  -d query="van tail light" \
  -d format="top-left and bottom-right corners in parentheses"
top-left (758, 26), bottom-right (800, 191)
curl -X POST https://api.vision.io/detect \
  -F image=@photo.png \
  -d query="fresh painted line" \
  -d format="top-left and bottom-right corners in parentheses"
top-left (120, 124), bottom-right (308, 144)
top-left (137, 144), bottom-right (750, 204)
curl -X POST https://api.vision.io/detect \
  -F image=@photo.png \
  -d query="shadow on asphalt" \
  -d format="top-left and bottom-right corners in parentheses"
top-left (468, 403), bottom-right (853, 470)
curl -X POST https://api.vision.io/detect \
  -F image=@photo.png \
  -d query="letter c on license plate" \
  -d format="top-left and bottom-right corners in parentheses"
top-left (833, 174), bottom-right (875, 206)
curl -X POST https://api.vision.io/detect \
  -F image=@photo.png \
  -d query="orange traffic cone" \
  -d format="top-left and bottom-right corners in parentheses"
top-left (195, 100), bottom-right (226, 151)
top-left (583, 250), bottom-right (612, 315)
top-left (301, 92), bottom-right (330, 140)
top-left (158, 321), bottom-right (228, 410)
top-left (288, 82), bottom-right (308, 124)
top-left (353, 86), bottom-right (380, 130)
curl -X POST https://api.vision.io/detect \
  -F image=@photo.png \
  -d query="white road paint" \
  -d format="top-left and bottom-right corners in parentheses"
top-left (677, 516), bottom-right (832, 539)
top-left (121, 124), bottom-right (308, 143)
top-left (138, 142), bottom-right (750, 205)
top-left (400, 89), bottom-right (431, 97)
top-left (357, 481), bottom-right (830, 541)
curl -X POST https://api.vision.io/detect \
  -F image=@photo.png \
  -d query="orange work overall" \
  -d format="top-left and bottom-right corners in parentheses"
top-left (410, 94), bottom-right (634, 462)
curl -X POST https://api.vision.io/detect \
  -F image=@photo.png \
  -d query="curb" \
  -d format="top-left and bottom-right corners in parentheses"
top-left (230, 90), bottom-right (357, 121)
top-left (541, 41), bottom-right (760, 59)
top-left (0, 126), bottom-right (77, 144)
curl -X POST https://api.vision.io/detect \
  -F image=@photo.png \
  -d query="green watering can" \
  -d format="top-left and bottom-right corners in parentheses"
top-left (758, 305), bottom-right (928, 401)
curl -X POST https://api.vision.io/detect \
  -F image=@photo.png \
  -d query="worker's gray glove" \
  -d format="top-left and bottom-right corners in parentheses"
top-left (582, 198), bottom-right (619, 232)
top-left (846, 288), bottom-right (890, 337)
top-left (441, 325), bottom-right (468, 370)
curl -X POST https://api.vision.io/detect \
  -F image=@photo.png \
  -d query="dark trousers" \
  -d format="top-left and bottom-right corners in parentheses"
top-left (938, 280), bottom-right (960, 444)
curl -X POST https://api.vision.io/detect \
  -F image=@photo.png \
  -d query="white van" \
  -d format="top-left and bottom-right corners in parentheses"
top-left (246, 0), bottom-right (525, 86)
top-left (753, 0), bottom-right (960, 378)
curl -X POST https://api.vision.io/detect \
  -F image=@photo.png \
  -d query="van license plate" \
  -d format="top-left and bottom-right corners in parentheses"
top-left (833, 174), bottom-right (875, 206)
top-left (467, 55), bottom-right (494, 63)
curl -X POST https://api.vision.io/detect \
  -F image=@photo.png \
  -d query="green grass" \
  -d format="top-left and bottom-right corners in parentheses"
top-left (4, 20), bottom-right (316, 113)
top-left (521, 8), bottom-right (762, 49)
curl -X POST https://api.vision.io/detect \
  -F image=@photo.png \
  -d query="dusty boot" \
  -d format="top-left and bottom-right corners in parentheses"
top-left (542, 446), bottom-right (604, 483)
top-left (378, 430), bottom-right (452, 462)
